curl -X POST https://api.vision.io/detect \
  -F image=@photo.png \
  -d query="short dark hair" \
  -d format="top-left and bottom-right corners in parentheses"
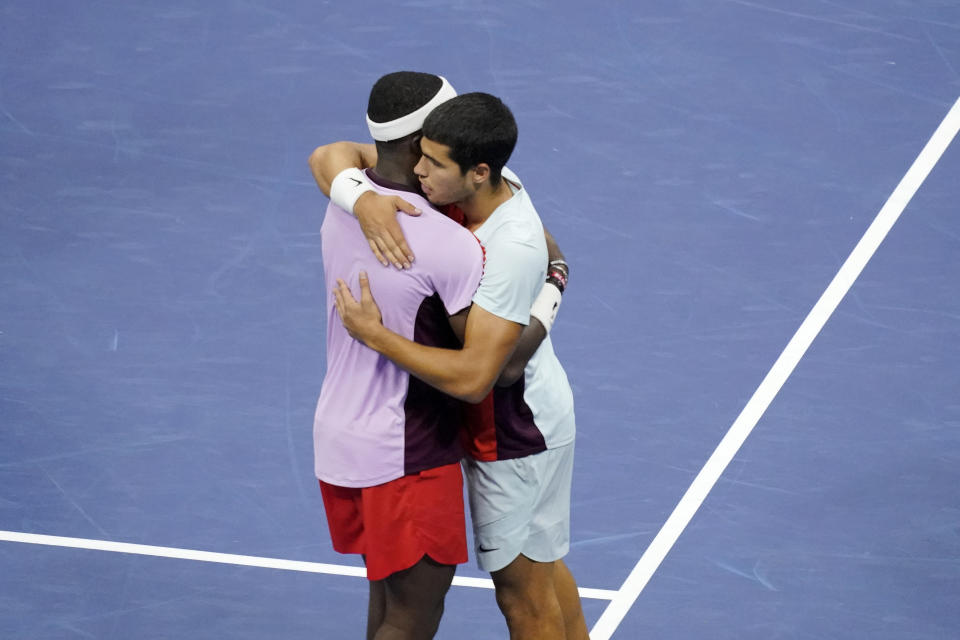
top-left (367, 71), bottom-right (442, 126)
top-left (422, 92), bottom-right (517, 186)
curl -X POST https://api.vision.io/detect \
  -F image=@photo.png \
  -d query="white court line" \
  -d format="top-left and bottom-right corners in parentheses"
top-left (590, 96), bottom-right (960, 640)
top-left (0, 530), bottom-right (618, 601)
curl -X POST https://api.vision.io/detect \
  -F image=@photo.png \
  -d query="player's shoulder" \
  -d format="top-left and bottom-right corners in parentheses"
top-left (367, 183), bottom-right (464, 234)
top-left (369, 181), bottom-right (432, 211)
top-left (487, 194), bottom-right (543, 247)
top-left (501, 166), bottom-right (522, 188)
top-left (405, 208), bottom-right (483, 266)
top-left (406, 205), bottom-right (478, 245)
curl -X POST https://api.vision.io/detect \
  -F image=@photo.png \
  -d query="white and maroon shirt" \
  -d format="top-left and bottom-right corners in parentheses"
top-left (462, 168), bottom-right (576, 462)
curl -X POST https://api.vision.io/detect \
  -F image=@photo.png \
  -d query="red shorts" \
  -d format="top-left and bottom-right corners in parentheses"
top-left (319, 463), bottom-right (468, 581)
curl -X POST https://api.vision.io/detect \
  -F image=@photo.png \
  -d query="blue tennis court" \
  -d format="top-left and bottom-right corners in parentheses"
top-left (2, 1), bottom-right (958, 638)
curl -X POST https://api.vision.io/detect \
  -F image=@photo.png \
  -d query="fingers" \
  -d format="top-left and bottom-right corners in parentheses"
top-left (332, 288), bottom-right (341, 317)
top-left (376, 230), bottom-right (412, 270)
top-left (357, 271), bottom-right (382, 324)
top-left (361, 215), bottom-right (411, 270)
top-left (390, 236), bottom-right (415, 270)
top-left (358, 270), bottom-right (372, 303)
top-left (393, 197), bottom-right (422, 217)
top-left (367, 239), bottom-right (389, 267)
top-left (390, 197), bottom-right (419, 264)
top-left (383, 202), bottom-right (416, 268)
top-left (332, 279), bottom-right (347, 317)
top-left (356, 194), bottom-right (419, 269)
top-left (374, 236), bottom-right (407, 270)
top-left (335, 273), bottom-right (373, 308)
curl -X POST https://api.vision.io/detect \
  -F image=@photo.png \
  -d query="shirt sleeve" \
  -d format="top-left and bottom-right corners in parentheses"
top-left (427, 225), bottom-right (485, 316)
top-left (471, 231), bottom-right (544, 325)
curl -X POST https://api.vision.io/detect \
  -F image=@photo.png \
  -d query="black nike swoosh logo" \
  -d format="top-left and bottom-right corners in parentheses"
top-left (478, 545), bottom-right (500, 553)
top-left (349, 178), bottom-right (363, 187)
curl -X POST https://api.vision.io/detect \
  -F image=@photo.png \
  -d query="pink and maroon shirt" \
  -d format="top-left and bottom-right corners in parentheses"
top-left (313, 171), bottom-right (484, 488)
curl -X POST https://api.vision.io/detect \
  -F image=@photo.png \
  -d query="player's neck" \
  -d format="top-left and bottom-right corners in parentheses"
top-left (371, 157), bottom-right (420, 192)
top-left (460, 180), bottom-right (514, 231)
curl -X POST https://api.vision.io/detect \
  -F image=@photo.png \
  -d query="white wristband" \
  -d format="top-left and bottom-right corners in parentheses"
top-left (529, 281), bottom-right (563, 333)
top-left (329, 167), bottom-right (374, 215)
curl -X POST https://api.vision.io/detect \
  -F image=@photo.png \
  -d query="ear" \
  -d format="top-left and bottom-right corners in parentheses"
top-left (471, 162), bottom-right (491, 186)
top-left (406, 134), bottom-right (423, 154)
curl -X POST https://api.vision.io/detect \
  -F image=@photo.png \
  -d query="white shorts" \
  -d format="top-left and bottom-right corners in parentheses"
top-left (463, 443), bottom-right (574, 573)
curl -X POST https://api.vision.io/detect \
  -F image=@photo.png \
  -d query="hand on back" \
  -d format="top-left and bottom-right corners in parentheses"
top-left (355, 192), bottom-right (422, 269)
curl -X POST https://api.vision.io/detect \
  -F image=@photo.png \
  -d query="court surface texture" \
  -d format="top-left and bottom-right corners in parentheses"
top-left (2, 1), bottom-right (959, 638)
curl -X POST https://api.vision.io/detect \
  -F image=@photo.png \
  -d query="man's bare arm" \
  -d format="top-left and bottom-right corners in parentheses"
top-left (308, 140), bottom-right (419, 269)
top-left (308, 141), bottom-right (377, 195)
top-left (544, 227), bottom-right (564, 264)
top-left (334, 273), bottom-right (522, 403)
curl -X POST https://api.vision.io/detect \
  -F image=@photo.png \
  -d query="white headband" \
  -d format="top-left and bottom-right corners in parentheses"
top-left (366, 76), bottom-right (457, 142)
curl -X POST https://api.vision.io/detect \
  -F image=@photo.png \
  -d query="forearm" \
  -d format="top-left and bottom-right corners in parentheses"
top-left (497, 319), bottom-right (546, 387)
top-left (545, 227), bottom-right (565, 263)
top-left (364, 327), bottom-right (503, 403)
top-left (308, 142), bottom-right (377, 196)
